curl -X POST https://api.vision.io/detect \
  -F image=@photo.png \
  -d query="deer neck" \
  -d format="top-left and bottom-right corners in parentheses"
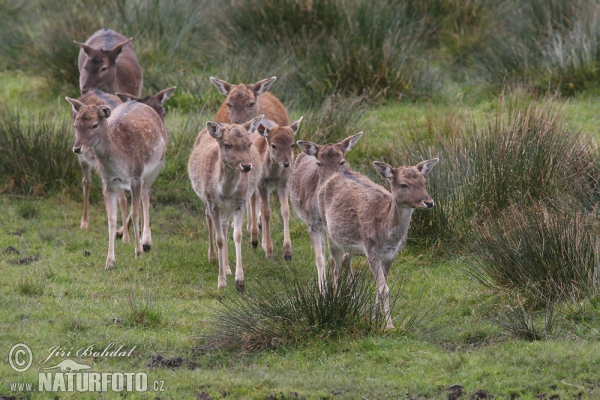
top-left (384, 199), bottom-right (415, 244)
top-left (217, 160), bottom-right (244, 198)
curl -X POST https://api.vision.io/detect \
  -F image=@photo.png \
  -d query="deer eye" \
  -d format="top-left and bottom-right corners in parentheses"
top-left (291, 144), bottom-right (295, 149)
top-left (400, 184), bottom-right (408, 189)
top-left (92, 123), bottom-right (99, 129)
top-left (226, 103), bottom-right (232, 108)
top-left (224, 144), bottom-right (231, 150)
top-left (340, 160), bottom-right (346, 165)
top-left (271, 144), bottom-right (276, 149)
top-left (100, 66), bottom-right (108, 72)
top-left (316, 161), bottom-right (322, 167)
top-left (248, 143), bottom-right (252, 148)
top-left (248, 102), bottom-right (255, 108)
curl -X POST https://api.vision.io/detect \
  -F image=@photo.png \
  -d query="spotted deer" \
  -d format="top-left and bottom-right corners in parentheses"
top-left (66, 98), bottom-right (167, 270)
top-left (289, 133), bottom-right (363, 292)
top-left (188, 116), bottom-right (266, 292)
top-left (248, 117), bottom-right (303, 261)
top-left (210, 76), bottom-right (289, 126)
top-left (318, 158), bottom-right (439, 328)
top-left (74, 28), bottom-right (143, 96)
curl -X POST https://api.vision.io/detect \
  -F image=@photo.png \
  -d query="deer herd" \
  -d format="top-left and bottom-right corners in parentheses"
top-left (65, 29), bottom-right (438, 328)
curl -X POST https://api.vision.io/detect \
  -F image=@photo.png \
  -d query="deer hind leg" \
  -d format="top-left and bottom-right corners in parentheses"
top-left (367, 252), bottom-right (393, 329)
top-left (259, 186), bottom-right (273, 259)
top-left (80, 159), bottom-right (92, 230)
top-left (308, 226), bottom-right (327, 294)
top-left (328, 239), bottom-right (344, 293)
top-left (141, 190), bottom-right (152, 252)
top-left (116, 190), bottom-right (130, 242)
top-left (103, 188), bottom-right (118, 270)
top-left (279, 186), bottom-right (292, 261)
top-left (130, 182), bottom-right (143, 259)
top-left (233, 206), bottom-right (245, 293)
top-left (249, 192), bottom-right (259, 249)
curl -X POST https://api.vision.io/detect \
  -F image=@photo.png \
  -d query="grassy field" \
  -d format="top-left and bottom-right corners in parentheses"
top-left (2, 1), bottom-right (600, 398)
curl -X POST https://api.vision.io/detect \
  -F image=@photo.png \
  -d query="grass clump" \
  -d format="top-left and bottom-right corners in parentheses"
top-left (119, 288), bottom-right (163, 329)
top-left (0, 107), bottom-right (78, 195)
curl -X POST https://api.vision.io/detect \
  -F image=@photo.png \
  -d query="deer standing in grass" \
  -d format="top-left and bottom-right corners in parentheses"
top-left (289, 133), bottom-right (363, 292)
top-left (66, 98), bottom-right (167, 270)
top-left (318, 158), bottom-right (439, 328)
top-left (188, 116), bottom-right (266, 293)
top-left (75, 28), bottom-right (143, 97)
top-left (248, 118), bottom-right (303, 260)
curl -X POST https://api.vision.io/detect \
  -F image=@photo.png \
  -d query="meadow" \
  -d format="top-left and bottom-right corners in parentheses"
top-left (1, 1), bottom-right (600, 399)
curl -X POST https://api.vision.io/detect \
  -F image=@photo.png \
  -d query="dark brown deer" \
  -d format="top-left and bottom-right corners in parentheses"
top-left (74, 28), bottom-right (143, 96)
top-left (210, 77), bottom-right (289, 126)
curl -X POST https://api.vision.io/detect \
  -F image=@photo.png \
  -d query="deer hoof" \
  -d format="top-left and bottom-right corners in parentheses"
top-left (143, 244), bottom-right (151, 253)
top-left (235, 280), bottom-right (245, 293)
top-left (252, 241), bottom-right (258, 249)
top-left (115, 231), bottom-right (123, 239)
top-left (285, 255), bottom-right (292, 261)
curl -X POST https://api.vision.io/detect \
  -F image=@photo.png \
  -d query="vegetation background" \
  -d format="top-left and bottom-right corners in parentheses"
top-left (1, 0), bottom-right (599, 398)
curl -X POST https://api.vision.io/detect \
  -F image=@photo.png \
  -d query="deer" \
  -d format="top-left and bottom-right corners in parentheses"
top-left (188, 115), bottom-right (266, 293)
top-left (289, 133), bottom-right (363, 293)
top-left (74, 28), bottom-right (143, 97)
top-left (248, 117), bottom-right (303, 261)
top-left (210, 76), bottom-right (289, 126)
top-left (66, 98), bottom-right (167, 270)
top-left (317, 158), bottom-right (439, 329)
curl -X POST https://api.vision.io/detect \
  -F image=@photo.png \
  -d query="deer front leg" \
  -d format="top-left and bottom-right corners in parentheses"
top-left (221, 212), bottom-right (231, 275)
top-left (279, 185), bottom-right (292, 261)
top-left (80, 159), bottom-right (92, 229)
top-left (116, 190), bottom-right (130, 242)
top-left (367, 252), bottom-right (393, 329)
top-left (233, 206), bottom-right (245, 293)
top-left (103, 188), bottom-right (118, 270)
top-left (209, 207), bottom-right (227, 289)
top-left (249, 192), bottom-right (259, 249)
top-left (308, 226), bottom-right (326, 294)
top-left (130, 182), bottom-right (143, 259)
top-left (141, 190), bottom-right (152, 252)
top-left (259, 186), bottom-right (273, 259)
top-left (206, 210), bottom-right (217, 262)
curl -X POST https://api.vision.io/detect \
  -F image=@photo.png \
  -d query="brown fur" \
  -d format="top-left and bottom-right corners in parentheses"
top-left (318, 159), bottom-right (439, 328)
top-left (116, 86), bottom-right (176, 122)
top-left (75, 28), bottom-right (143, 96)
top-left (211, 77), bottom-right (289, 126)
top-left (248, 118), bottom-right (302, 260)
top-left (289, 133), bottom-right (363, 292)
top-left (188, 116), bottom-right (266, 292)
top-left (66, 98), bottom-right (167, 270)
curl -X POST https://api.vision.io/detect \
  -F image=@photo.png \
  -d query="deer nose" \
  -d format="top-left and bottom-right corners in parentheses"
top-left (282, 161), bottom-right (290, 168)
top-left (241, 164), bottom-right (252, 173)
top-left (73, 146), bottom-right (82, 154)
top-left (424, 200), bottom-right (434, 209)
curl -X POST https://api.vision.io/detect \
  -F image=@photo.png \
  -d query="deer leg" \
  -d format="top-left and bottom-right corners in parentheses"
top-left (116, 190), bottom-right (130, 243)
top-left (103, 188), bottom-right (118, 270)
top-left (342, 254), bottom-right (354, 286)
top-left (209, 208), bottom-right (227, 289)
top-left (279, 185), bottom-right (292, 261)
top-left (249, 192), bottom-right (259, 248)
top-left (368, 252), bottom-right (393, 329)
top-left (308, 226), bottom-right (326, 294)
top-left (206, 209), bottom-right (217, 262)
top-left (328, 238), bottom-right (344, 292)
top-left (80, 159), bottom-right (92, 229)
top-left (130, 182), bottom-right (143, 259)
top-left (233, 206), bottom-right (245, 293)
top-left (222, 211), bottom-right (232, 275)
top-left (259, 186), bottom-right (273, 259)
top-left (141, 190), bottom-right (152, 252)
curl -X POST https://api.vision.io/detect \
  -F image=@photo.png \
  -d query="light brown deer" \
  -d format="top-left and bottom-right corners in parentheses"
top-left (74, 28), bottom-right (143, 97)
top-left (318, 158), bottom-right (439, 328)
top-left (210, 76), bottom-right (289, 126)
top-left (66, 98), bottom-right (167, 270)
top-left (248, 117), bottom-right (303, 260)
top-left (188, 116), bottom-right (266, 293)
top-left (289, 133), bottom-right (363, 292)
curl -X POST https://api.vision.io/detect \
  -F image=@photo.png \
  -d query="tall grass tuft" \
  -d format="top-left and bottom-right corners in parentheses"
top-left (0, 107), bottom-right (79, 195)
top-left (201, 267), bottom-right (404, 352)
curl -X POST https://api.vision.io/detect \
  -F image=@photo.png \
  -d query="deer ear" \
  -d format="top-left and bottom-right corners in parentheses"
top-left (340, 132), bottom-right (363, 154)
top-left (74, 40), bottom-right (93, 55)
top-left (210, 77), bottom-right (231, 95)
top-left (416, 158), bottom-right (439, 175)
top-left (253, 76), bottom-right (276, 95)
top-left (257, 122), bottom-right (270, 138)
top-left (155, 86), bottom-right (176, 105)
top-left (290, 116), bottom-right (303, 135)
top-left (244, 115), bottom-right (264, 135)
top-left (206, 121), bottom-right (223, 139)
top-left (98, 106), bottom-right (111, 119)
top-left (373, 162), bottom-right (394, 181)
top-left (115, 92), bottom-right (137, 103)
top-left (297, 141), bottom-right (319, 157)
top-left (66, 97), bottom-right (85, 114)
top-left (108, 38), bottom-right (132, 59)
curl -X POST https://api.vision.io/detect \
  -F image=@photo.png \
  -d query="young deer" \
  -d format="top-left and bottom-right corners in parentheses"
top-left (66, 98), bottom-right (167, 270)
top-left (74, 28), bottom-right (143, 97)
top-left (248, 117), bottom-right (303, 260)
top-left (318, 158), bottom-right (439, 328)
top-left (289, 133), bottom-right (363, 292)
top-left (188, 116), bottom-right (266, 293)
top-left (210, 76), bottom-right (289, 126)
